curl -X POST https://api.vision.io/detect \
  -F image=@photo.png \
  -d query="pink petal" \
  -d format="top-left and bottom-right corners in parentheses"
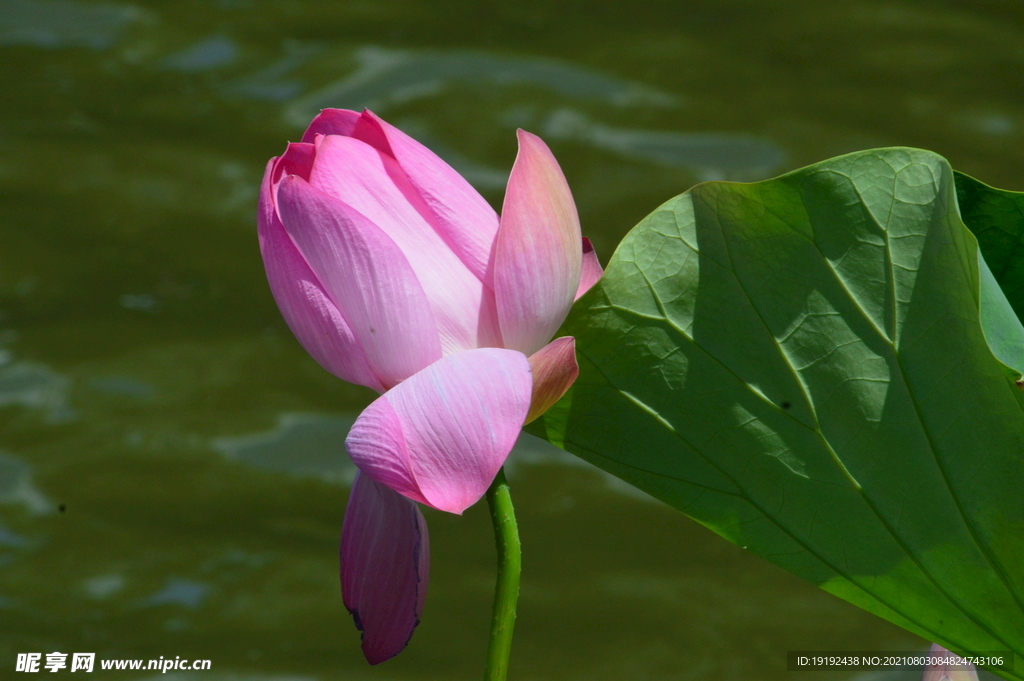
top-left (922, 644), bottom-right (979, 681)
top-left (270, 142), bottom-right (316, 184)
top-left (308, 133), bottom-right (501, 353)
top-left (525, 336), bottom-right (579, 424)
top-left (276, 175), bottom-right (442, 388)
top-left (341, 472), bottom-right (429, 665)
top-left (300, 109), bottom-right (361, 143)
top-left (494, 130), bottom-right (582, 355)
top-left (346, 348), bottom-right (532, 514)
top-left (357, 110), bottom-right (501, 284)
top-left (575, 237), bottom-right (604, 301)
top-left (258, 160), bottom-right (384, 393)
top-left (344, 392), bottom-right (428, 505)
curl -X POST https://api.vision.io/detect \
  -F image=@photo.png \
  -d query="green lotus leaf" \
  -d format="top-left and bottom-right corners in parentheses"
top-left (529, 148), bottom-right (1024, 679)
top-left (956, 171), bottom-right (1024, 319)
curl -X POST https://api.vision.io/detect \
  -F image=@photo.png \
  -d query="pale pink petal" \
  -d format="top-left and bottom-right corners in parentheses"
top-left (575, 237), bottom-right (604, 301)
top-left (347, 349), bottom-right (532, 514)
top-left (357, 110), bottom-right (501, 284)
top-left (922, 644), bottom-right (979, 681)
top-left (308, 133), bottom-right (501, 352)
top-left (300, 109), bottom-right (361, 143)
top-left (494, 130), bottom-right (582, 355)
top-left (341, 472), bottom-right (429, 665)
top-left (258, 160), bottom-right (384, 393)
top-left (387, 348), bottom-right (531, 513)
top-left (345, 394), bottom-right (428, 505)
top-left (525, 336), bottom-right (579, 424)
top-left (276, 175), bottom-right (441, 388)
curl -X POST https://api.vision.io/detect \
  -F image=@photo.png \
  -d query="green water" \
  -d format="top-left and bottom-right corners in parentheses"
top-left (2, 0), bottom-right (1022, 678)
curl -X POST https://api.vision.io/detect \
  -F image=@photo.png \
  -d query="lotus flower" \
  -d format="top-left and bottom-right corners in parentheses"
top-left (257, 109), bottom-right (602, 663)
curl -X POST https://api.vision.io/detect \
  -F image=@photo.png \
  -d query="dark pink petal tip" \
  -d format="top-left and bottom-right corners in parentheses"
top-left (301, 109), bottom-right (360, 143)
top-left (341, 473), bottom-right (430, 665)
top-left (575, 237), bottom-right (603, 301)
top-left (270, 142), bottom-right (316, 185)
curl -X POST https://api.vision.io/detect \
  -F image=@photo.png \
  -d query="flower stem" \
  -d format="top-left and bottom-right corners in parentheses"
top-left (484, 467), bottom-right (521, 681)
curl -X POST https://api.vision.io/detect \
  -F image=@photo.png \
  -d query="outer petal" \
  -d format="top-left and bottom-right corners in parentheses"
top-left (258, 160), bottom-right (384, 393)
top-left (524, 336), bottom-right (579, 424)
top-left (494, 130), bottom-right (582, 355)
top-left (270, 142), bottom-right (316, 184)
top-left (358, 110), bottom-right (501, 284)
top-left (276, 175), bottom-right (442, 388)
top-left (300, 108), bottom-right (361, 142)
top-left (341, 472), bottom-right (429, 665)
top-left (342, 392), bottom-right (428, 506)
top-left (575, 237), bottom-right (604, 301)
top-left (922, 644), bottom-right (979, 681)
top-left (346, 348), bottom-right (532, 514)
top-left (309, 134), bottom-right (501, 353)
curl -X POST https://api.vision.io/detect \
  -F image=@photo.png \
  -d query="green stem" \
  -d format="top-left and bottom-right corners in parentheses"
top-left (484, 467), bottom-right (521, 681)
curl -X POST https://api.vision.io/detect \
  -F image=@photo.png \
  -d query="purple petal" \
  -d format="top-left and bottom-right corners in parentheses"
top-left (359, 110), bottom-right (501, 284)
top-left (494, 130), bottom-right (582, 355)
top-left (308, 133), bottom-right (501, 353)
top-left (575, 237), bottom-right (603, 300)
top-left (525, 336), bottom-right (579, 424)
top-left (341, 472), bottom-right (429, 665)
top-left (276, 175), bottom-right (442, 388)
top-left (346, 348), bottom-right (532, 514)
top-left (258, 160), bottom-right (384, 393)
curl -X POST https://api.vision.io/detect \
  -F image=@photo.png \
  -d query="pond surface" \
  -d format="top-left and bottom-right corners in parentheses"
top-left (2, 0), bottom-right (1022, 679)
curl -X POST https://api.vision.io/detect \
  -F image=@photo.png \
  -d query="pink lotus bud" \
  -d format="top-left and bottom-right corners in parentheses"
top-left (259, 109), bottom-right (599, 389)
top-left (258, 110), bottom-right (602, 663)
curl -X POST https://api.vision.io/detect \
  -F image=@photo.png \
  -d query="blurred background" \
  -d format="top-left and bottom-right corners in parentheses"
top-left (1, 0), bottom-right (1022, 679)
